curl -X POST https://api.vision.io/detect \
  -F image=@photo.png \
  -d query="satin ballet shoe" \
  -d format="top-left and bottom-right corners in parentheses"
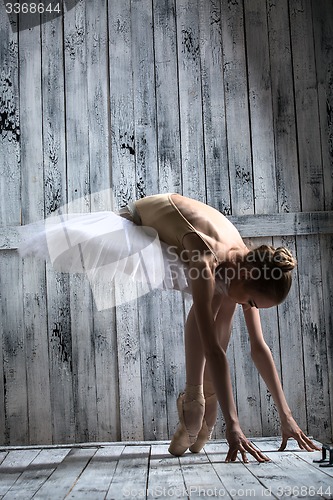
top-left (189, 419), bottom-right (214, 453)
top-left (189, 394), bottom-right (217, 453)
top-left (168, 393), bottom-right (205, 456)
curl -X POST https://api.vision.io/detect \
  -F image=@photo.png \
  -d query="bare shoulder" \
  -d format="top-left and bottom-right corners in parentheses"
top-left (171, 194), bottom-right (247, 261)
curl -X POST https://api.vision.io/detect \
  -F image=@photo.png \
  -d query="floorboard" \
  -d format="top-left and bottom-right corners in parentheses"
top-left (0, 438), bottom-right (332, 499)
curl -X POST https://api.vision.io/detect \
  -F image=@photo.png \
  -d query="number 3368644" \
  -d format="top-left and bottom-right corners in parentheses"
top-left (5, 3), bottom-right (61, 14)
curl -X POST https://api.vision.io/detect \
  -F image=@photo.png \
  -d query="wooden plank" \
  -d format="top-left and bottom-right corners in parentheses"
top-left (131, 0), bottom-right (168, 441)
top-left (250, 237), bottom-right (282, 437)
top-left (66, 445), bottom-right (124, 498)
top-left (41, 1), bottom-right (74, 445)
top-left (320, 234), bottom-right (333, 442)
top-left (0, 449), bottom-right (40, 496)
top-left (228, 211), bottom-right (333, 237)
top-left (0, 451), bottom-right (8, 465)
top-left (232, 306), bottom-right (263, 437)
top-left (245, 450), bottom-right (333, 499)
top-left (108, 0), bottom-right (143, 441)
top-left (152, 0), bottom-right (186, 439)
top-left (153, 0), bottom-right (182, 193)
top-left (251, 436), bottom-right (322, 452)
top-left (176, 0), bottom-right (206, 200)
top-left (220, 0), bottom-right (254, 215)
top-left (297, 235), bottom-right (332, 443)
top-left (3, 210), bottom-right (333, 251)
top-left (202, 440), bottom-right (229, 463)
top-left (198, 0), bottom-right (230, 214)
top-left (267, 0), bottom-right (301, 213)
top-left (312, 0), bottom-right (333, 211)
top-left (137, 291), bottom-right (169, 440)
top-left (106, 445), bottom-right (150, 499)
top-left (108, 0), bottom-right (136, 207)
top-left (46, 269), bottom-right (76, 444)
top-left (147, 444), bottom-right (187, 500)
top-left (85, 0), bottom-right (119, 443)
top-left (205, 442), bottom-right (276, 499)
top-left (2, 448), bottom-right (70, 499)
top-left (93, 304), bottom-right (120, 442)
top-left (0, 252), bottom-right (28, 445)
top-left (63, 0), bottom-right (97, 442)
top-left (0, 256), bottom-right (5, 445)
top-left (32, 447), bottom-right (97, 500)
top-left (131, 0), bottom-right (158, 198)
top-left (0, 0), bottom-right (21, 448)
top-left (294, 450), bottom-right (333, 480)
top-left (0, 0), bottom-right (20, 227)
top-left (273, 236), bottom-right (307, 431)
top-left (160, 290), bottom-right (187, 441)
top-left (290, 0), bottom-right (324, 211)
top-left (244, 0), bottom-right (277, 215)
top-left (19, 14), bottom-right (52, 445)
top-left (179, 448), bottom-right (228, 499)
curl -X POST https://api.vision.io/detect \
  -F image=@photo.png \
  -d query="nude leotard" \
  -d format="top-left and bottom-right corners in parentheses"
top-left (134, 193), bottom-right (219, 261)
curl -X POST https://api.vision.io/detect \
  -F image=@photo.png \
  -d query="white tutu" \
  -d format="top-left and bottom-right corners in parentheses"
top-left (18, 211), bottom-right (191, 309)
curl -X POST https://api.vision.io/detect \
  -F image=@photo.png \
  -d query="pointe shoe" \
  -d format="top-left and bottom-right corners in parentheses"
top-left (189, 394), bottom-right (217, 453)
top-left (168, 393), bottom-right (205, 456)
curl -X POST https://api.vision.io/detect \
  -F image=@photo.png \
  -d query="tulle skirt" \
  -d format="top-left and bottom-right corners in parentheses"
top-left (18, 211), bottom-right (191, 309)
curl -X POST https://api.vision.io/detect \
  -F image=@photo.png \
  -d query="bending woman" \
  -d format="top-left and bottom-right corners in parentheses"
top-left (20, 192), bottom-right (319, 462)
top-left (132, 193), bottom-right (319, 462)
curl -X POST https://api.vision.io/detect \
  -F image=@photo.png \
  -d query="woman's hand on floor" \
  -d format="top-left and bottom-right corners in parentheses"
top-left (279, 416), bottom-right (321, 451)
top-left (225, 425), bottom-right (270, 463)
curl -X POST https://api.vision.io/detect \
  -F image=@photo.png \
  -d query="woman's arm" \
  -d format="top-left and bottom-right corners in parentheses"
top-left (243, 306), bottom-right (320, 451)
top-left (188, 254), bottom-right (269, 461)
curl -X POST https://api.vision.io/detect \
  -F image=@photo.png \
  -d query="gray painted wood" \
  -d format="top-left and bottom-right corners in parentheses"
top-left (245, 0), bottom-right (277, 215)
top-left (0, 440), bottom-right (331, 499)
top-left (19, 17), bottom-right (52, 446)
top-left (198, 0), bottom-right (230, 213)
top-left (290, 0), bottom-right (324, 211)
top-left (152, 0), bottom-right (186, 437)
top-left (312, 0), bottom-right (333, 212)
top-left (0, 0), bottom-right (332, 447)
top-left (220, 0), bottom-right (254, 215)
top-left (320, 234), bottom-right (333, 449)
top-left (273, 235), bottom-right (307, 431)
top-left (108, 0), bottom-right (144, 442)
top-left (176, 0), bottom-right (206, 200)
top-left (267, 0), bottom-right (301, 214)
top-left (41, 9), bottom-right (75, 445)
top-left (2, 210), bottom-right (333, 250)
top-left (0, 253), bottom-right (28, 445)
top-left (0, 449), bottom-right (40, 496)
top-left (63, 0), bottom-right (98, 442)
top-left (297, 235), bottom-right (332, 442)
top-left (2, 448), bottom-right (70, 500)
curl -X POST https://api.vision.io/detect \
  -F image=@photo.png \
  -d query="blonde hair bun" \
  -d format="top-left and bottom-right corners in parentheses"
top-left (245, 244), bottom-right (297, 273)
top-left (273, 247), bottom-right (297, 272)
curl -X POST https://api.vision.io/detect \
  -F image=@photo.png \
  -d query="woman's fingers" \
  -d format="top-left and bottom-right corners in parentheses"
top-left (278, 437), bottom-right (288, 451)
top-left (296, 433), bottom-right (321, 451)
top-left (225, 443), bottom-right (270, 463)
top-left (280, 432), bottom-right (321, 452)
top-left (243, 442), bottom-right (270, 462)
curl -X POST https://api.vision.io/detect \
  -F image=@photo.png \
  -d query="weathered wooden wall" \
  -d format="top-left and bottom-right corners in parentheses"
top-left (0, 0), bottom-right (332, 446)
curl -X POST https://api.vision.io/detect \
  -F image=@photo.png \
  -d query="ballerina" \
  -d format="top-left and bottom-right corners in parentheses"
top-left (19, 192), bottom-right (320, 461)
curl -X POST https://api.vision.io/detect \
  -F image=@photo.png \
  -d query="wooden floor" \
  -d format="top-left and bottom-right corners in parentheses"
top-left (0, 438), bottom-right (332, 499)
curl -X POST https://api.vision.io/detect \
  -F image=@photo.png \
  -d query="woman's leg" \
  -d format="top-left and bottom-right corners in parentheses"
top-left (168, 305), bottom-right (206, 455)
top-left (189, 296), bottom-right (233, 452)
